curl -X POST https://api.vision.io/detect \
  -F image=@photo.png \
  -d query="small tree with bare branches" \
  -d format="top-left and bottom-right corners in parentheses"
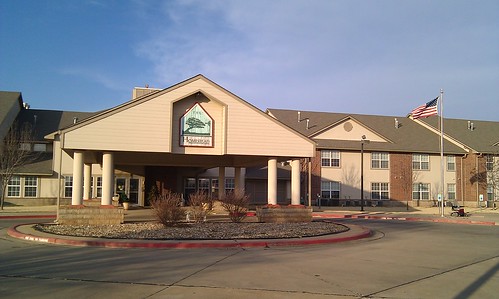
top-left (0, 122), bottom-right (37, 210)
top-left (220, 190), bottom-right (250, 223)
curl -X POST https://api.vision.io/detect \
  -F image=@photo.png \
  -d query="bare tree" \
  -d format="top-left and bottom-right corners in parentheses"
top-left (486, 154), bottom-right (499, 208)
top-left (0, 122), bottom-right (37, 209)
top-left (400, 166), bottom-right (420, 209)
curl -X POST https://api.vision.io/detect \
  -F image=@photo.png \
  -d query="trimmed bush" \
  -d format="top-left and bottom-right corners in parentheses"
top-left (187, 191), bottom-right (213, 223)
top-left (150, 190), bottom-right (185, 226)
top-left (220, 190), bottom-right (250, 223)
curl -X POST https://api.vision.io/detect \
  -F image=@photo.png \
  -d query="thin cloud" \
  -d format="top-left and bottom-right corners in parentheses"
top-left (59, 67), bottom-right (128, 92)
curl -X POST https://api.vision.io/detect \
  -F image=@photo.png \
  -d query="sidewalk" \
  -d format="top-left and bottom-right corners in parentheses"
top-left (313, 205), bottom-right (499, 226)
top-left (2, 205), bottom-right (499, 224)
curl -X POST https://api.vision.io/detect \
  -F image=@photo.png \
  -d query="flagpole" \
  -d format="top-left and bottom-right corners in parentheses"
top-left (440, 89), bottom-right (444, 217)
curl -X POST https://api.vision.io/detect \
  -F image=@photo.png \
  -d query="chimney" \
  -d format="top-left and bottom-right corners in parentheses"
top-left (132, 85), bottom-right (161, 100)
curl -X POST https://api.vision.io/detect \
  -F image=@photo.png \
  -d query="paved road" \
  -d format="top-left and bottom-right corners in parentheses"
top-left (1, 217), bottom-right (498, 299)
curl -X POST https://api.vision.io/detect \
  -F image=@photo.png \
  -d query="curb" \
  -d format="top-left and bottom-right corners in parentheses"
top-left (313, 213), bottom-right (498, 226)
top-left (0, 214), bottom-right (56, 219)
top-left (7, 223), bottom-right (372, 249)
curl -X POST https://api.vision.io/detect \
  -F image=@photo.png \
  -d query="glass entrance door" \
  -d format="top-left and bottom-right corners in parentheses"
top-left (129, 178), bottom-right (139, 204)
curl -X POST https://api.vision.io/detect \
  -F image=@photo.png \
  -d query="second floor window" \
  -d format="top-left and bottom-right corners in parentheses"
top-left (413, 154), bottom-right (430, 170)
top-left (447, 156), bottom-right (456, 171)
top-left (371, 152), bottom-right (389, 169)
top-left (486, 155), bottom-right (494, 171)
top-left (321, 150), bottom-right (340, 167)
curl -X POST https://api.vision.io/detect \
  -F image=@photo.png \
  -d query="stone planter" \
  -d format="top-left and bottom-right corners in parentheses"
top-left (256, 205), bottom-right (313, 223)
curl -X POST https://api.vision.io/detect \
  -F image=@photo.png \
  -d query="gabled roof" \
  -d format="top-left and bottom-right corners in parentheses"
top-left (16, 109), bottom-right (96, 141)
top-left (420, 116), bottom-right (499, 154)
top-left (0, 91), bottom-right (23, 140)
top-left (267, 108), bottom-right (466, 154)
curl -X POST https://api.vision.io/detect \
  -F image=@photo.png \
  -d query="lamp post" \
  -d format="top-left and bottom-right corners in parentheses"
top-left (360, 135), bottom-right (370, 212)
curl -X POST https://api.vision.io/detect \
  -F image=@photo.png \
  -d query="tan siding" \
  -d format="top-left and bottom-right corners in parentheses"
top-left (62, 76), bottom-right (314, 158)
top-left (313, 119), bottom-right (387, 142)
top-left (64, 96), bottom-right (172, 152)
top-left (226, 102), bottom-right (314, 157)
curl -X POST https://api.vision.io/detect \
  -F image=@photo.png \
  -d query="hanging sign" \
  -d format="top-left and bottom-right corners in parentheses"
top-left (180, 103), bottom-right (214, 147)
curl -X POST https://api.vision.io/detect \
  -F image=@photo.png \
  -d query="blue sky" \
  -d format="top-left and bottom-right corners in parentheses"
top-left (1, 0), bottom-right (498, 121)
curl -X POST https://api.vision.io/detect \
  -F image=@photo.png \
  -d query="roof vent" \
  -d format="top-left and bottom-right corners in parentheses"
top-left (467, 121), bottom-right (475, 131)
top-left (395, 118), bottom-right (400, 129)
top-left (73, 117), bottom-right (78, 124)
top-left (297, 111), bottom-right (301, 122)
top-left (23, 102), bottom-right (30, 109)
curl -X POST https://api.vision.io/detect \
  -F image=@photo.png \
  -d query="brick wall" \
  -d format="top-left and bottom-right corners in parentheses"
top-left (390, 153), bottom-right (412, 202)
top-left (310, 150), bottom-right (322, 204)
top-left (461, 153), bottom-right (487, 204)
top-left (58, 205), bottom-right (124, 225)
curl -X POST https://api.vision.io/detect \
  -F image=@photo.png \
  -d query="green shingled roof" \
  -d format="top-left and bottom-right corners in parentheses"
top-left (420, 116), bottom-right (499, 154)
top-left (267, 108), bottom-right (468, 155)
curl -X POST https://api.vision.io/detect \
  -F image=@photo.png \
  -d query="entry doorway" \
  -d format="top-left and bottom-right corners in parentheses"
top-left (115, 177), bottom-right (141, 204)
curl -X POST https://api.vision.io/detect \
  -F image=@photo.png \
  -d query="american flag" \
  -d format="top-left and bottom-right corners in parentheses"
top-left (411, 97), bottom-right (438, 119)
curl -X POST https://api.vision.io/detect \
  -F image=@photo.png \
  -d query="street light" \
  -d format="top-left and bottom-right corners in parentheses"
top-left (360, 135), bottom-right (370, 211)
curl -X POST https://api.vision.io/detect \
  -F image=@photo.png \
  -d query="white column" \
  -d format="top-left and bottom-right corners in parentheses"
top-left (234, 167), bottom-right (244, 194)
top-left (72, 151), bottom-right (84, 205)
top-left (102, 152), bottom-right (114, 206)
top-left (291, 159), bottom-right (301, 205)
top-left (268, 158), bottom-right (277, 205)
top-left (218, 166), bottom-right (226, 200)
top-left (83, 163), bottom-right (92, 200)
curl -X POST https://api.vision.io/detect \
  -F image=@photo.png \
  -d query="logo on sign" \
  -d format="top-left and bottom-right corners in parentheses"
top-left (180, 103), bottom-right (213, 147)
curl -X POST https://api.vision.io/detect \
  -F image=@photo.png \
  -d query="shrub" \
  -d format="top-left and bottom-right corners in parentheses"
top-left (187, 191), bottom-right (213, 223)
top-left (220, 190), bottom-right (250, 223)
top-left (150, 190), bottom-right (185, 226)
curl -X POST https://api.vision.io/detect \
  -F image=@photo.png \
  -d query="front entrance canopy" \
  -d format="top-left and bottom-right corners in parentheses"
top-left (54, 75), bottom-right (316, 205)
top-left (60, 75), bottom-right (315, 164)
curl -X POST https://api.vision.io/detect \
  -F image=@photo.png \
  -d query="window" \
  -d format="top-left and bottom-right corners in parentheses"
top-left (371, 182), bottom-right (389, 200)
top-left (7, 176), bottom-right (21, 197)
top-left (96, 177), bottom-right (102, 198)
top-left (446, 155), bottom-right (456, 171)
top-left (211, 178), bottom-right (219, 193)
top-left (412, 183), bottom-right (430, 200)
top-left (321, 181), bottom-right (340, 199)
top-left (321, 150), bottom-right (340, 167)
top-left (487, 185), bottom-right (494, 201)
top-left (64, 176), bottom-right (73, 198)
top-left (486, 155), bottom-right (494, 171)
top-left (19, 143), bottom-right (31, 151)
top-left (198, 178), bottom-right (210, 192)
top-left (371, 152), bottom-right (389, 169)
top-left (33, 143), bottom-right (47, 152)
top-left (24, 176), bottom-right (38, 197)
top-left (225, 178), bottom-right (235, 192)
top-left (447, 183), bottom-right (456, 201)
top-left (413, 154), bottom-right (429, 170)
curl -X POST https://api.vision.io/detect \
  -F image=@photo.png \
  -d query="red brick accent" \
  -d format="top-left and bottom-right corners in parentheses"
top-left (460, 153), bottom-right (487, 204)
top-left (390, 153), bottom-right (412, 202)
top-left (310, 150), bottom-right (322, 203)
